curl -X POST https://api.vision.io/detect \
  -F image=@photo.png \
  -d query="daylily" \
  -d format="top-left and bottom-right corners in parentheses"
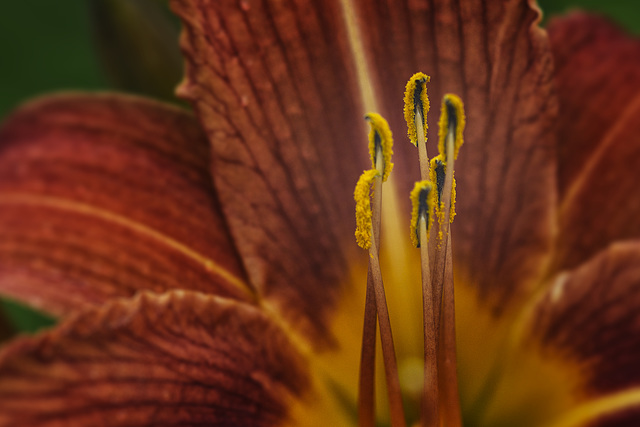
top-left (1, 0), bottom-right (640, 426)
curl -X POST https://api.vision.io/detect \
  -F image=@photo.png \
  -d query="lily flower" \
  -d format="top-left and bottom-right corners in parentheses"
top-left (0, 1), bottom-right (639, 426)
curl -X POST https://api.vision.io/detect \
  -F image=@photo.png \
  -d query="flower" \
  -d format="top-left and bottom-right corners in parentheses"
top-left (1, 1), bottom-right (640, 426)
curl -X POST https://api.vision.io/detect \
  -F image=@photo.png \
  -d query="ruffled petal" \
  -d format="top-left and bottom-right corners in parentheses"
top-left (0, 290), bottom-right (349, 426)
top-left (549, 14), bottom-right (640, 271)
top-left (0, 94), bottom-right (253, 315)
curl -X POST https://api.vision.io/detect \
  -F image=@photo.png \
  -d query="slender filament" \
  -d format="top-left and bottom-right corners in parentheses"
top-left (368, 230), bottom-right (407, 427)
top-left (419, 213), bottom-right (439, 426)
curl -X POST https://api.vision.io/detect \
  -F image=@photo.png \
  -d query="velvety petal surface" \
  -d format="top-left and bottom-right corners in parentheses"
top-left (0, 290), bottom-right (348, 426)
top-left (0, 94), bottom-right (252, 315)
top-left (478, 241), bottom-right (640, 427)
top-left (548, 14), bottom-right (640, 271)
top-left (172, 0), bottom-right (369, 344)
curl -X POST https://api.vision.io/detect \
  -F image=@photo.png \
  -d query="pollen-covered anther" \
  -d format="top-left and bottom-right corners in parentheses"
top-left (404, 72), bottom-right (431, 147)
top-left (437, 94), bottom-right (466, 161)
top-left (430, 155), bottom-right (446, 206)
top-left (430, 155), bottom-right (456, 224)
top-left (410, 180), bottom-right (434, 248)
top-left (365, 113), bottom-right (394, 182)
top-left (354, 169), bottom-right (380, 250)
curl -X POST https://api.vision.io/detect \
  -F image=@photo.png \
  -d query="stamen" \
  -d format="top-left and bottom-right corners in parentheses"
top-left (439, 95), bottom-right (464, 229)
top-left (404, 73), bottom-right (431, 181)
top-left (359, 115), bottom-right (392, 426)
top-left (355, 167), bottom-right (379, 427)
top-left (410, 182), bottom-right (439, 427)
top-left (428, 155), bottom-right (446, 336)
top-left (356, 114), bottom-right (406, 427)
top-left (409, 181), bottom-right (434, 249)
top-left (404, 73), bottom-right (430, 147)
top-left (354, 169), bottom-right (380, 250)
top-left (367, 226), bottom-right (407, 427)
top-left (434, 94), bottom-right (465, 427)
top-left (356, 81), bottom-right (466, 427)
top-left (439, 232), bottom-right (462, 427)
top-left (437, 94), bottom-right (465, 163)
top-left (365, 113), bottom-right (394, 182)
top-left (429, 155), bottom-right (454, 228)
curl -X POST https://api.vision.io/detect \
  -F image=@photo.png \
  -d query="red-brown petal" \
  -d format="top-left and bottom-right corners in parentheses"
top-left (584, 408), bottom-right (640, 427)
top-left (532, 242), bottom-right (640, 397)
top-left (481, 242), bottom-right (640, 426)
top-left (549, 13), bottom-right (640, 194)
top-left (0, 94), bottom-right (253, 315)
top-left (354, 0), bottom-right (559, 313)
top-left (0, 290), bottom-right (342, 426)
top-left (172, 0), bottom-right (369, 344)
top-left (172, 0), bottom-right (558, 344)
top-left (549, 14), bottom-right (640, 271)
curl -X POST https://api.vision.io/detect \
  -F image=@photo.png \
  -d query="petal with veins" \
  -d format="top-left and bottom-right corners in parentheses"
top-left (0, 290), bottom-right (349, 426)
top-left (173, 0), bottom-right (369, 345)
top-left (0, 94), bottom-right (253, 315)
top-left (549, 14), bottom-right (640, 272)
top-left (481, 241), bottom-right (640, 427)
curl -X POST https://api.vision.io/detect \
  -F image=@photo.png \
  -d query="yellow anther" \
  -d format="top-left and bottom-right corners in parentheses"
top-left (437, 94), bottom-right (466, 160)
top-left (429, 155), bottom-right (445, 205)
top-left (410, 180), bottom-right (434, 248)
top-left (430, 155), bottom-right (456, 224)
top-left (354, 169), bottom-right (380, 249)
top-left (365, 113), bottom-right (394, 182)
top-left (403, 72), bottom-right (431, 147)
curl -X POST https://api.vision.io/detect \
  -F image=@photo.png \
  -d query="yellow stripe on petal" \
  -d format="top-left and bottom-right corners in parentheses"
top-left (547, 388), bottom-right (640, 427)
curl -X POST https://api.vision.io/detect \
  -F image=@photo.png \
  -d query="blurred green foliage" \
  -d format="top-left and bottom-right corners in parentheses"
top-left (0, 299), bottom-right (55, 334)
top-left (538, 0), bottom-right (640, 31)
top-left (0, 2), bottom-right (107, 117)
top-left (0, 0), bottom-right (639, 336)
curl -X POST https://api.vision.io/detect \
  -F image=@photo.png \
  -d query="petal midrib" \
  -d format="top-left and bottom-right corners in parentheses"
top-left (338, 0), bottom-right (380, 113)
top-left (0, 193), bottom-right (256, 302)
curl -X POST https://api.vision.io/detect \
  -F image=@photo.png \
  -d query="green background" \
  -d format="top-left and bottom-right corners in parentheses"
top-left (1, 0), bottom-right (639, 117)
top-left (1, 1), bottom-right (640, 117)
top-left (0, 0), bottom-right (639, 334)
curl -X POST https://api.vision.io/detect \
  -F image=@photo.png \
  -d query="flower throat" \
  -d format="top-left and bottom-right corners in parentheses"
top-left (353, 73), bottom-right (466, 427)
